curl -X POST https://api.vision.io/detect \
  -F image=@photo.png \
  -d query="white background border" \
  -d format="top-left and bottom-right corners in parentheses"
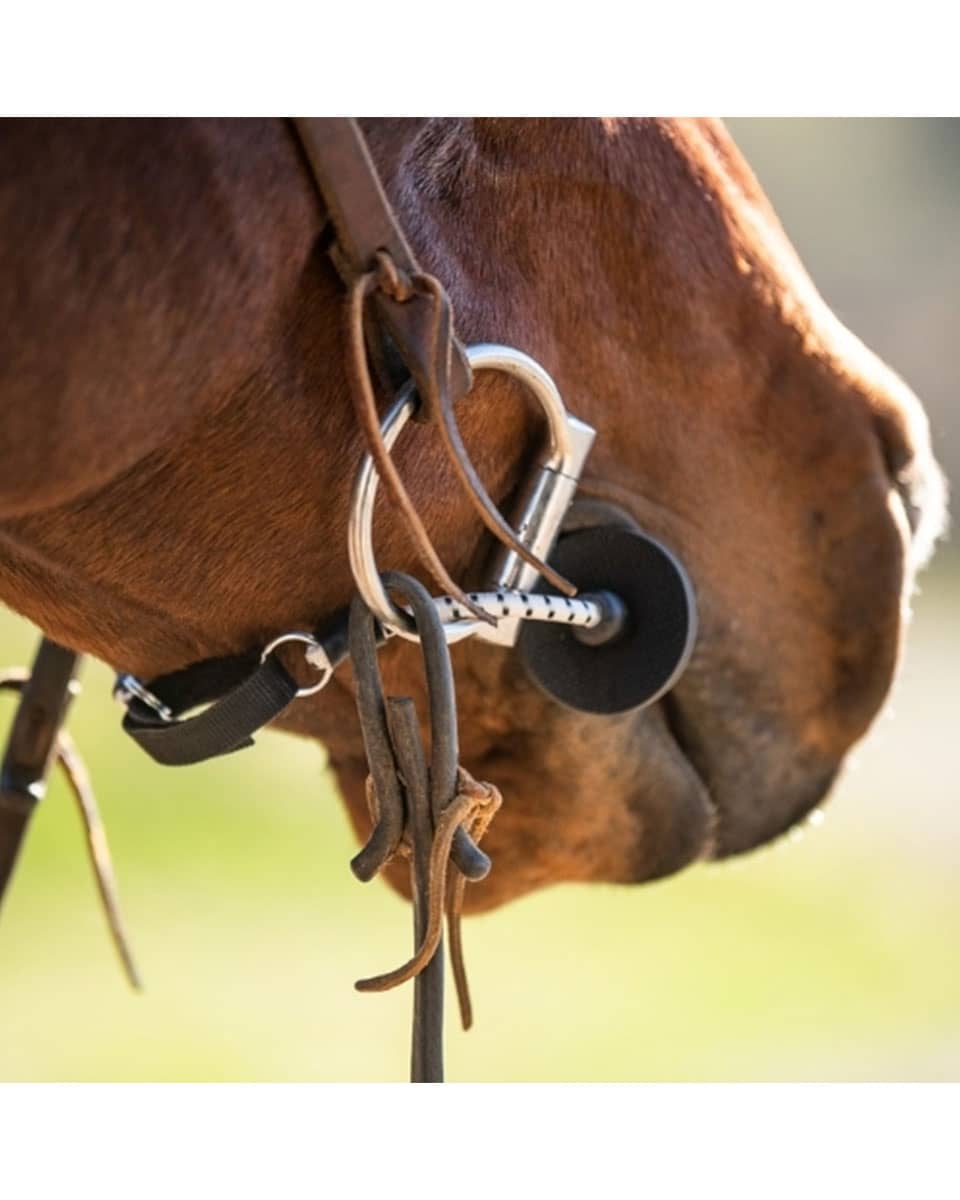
top-left (2, 0), bottom-right (958, 115)
top-left (1, 6), bottom-right (956, 1193)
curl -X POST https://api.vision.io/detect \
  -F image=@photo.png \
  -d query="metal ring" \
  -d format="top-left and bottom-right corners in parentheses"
top-left (260, 632), bottom-right (332, 697)
top-left (347, 344), bottom-right (574, 643)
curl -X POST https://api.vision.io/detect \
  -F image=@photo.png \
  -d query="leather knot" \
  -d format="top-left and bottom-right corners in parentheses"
top-left (371, 249), bottom-right (415, 303)
top-left (356, 763), bottom-right (501, 1032)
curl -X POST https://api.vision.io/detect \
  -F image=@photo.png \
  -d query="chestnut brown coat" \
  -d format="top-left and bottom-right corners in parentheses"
top-left (0, 118), bottom-right (945, 908)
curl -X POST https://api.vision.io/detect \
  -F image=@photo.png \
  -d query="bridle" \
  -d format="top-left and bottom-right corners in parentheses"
top-left (0, 118), bottom-right (698, 1082)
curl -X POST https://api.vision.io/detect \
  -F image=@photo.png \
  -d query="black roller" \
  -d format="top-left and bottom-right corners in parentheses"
top-left (519, 525), bottom-right (697, 715)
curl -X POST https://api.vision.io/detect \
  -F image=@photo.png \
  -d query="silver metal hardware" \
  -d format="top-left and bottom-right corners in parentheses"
top-left (348, 343), bottom-right (596, 645)
top-left (113, 673), bottom-right (174, 722)
top-left (260, 632), bottom-right (333, 697)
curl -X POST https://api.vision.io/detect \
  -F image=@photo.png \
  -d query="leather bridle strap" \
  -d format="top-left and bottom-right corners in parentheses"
top-left (0, 638), bottom-right (80, 907)
top-left (292, 117), bottom-right (473, 410)
top-left (290, 118), bottom-right (575, 605)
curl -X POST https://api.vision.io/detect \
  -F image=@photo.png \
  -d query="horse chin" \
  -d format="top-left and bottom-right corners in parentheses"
top-left (658, 686), bottom-right (842, 863)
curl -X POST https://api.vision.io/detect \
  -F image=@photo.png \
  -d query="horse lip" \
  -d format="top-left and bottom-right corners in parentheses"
top-left (657, 690), bottom-right (720, 864)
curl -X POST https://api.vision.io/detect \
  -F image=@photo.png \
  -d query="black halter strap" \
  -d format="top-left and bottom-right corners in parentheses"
top-left (117, 610), bottom-right (358, 767)
top-left (119, 651), bottom-right (298, 766)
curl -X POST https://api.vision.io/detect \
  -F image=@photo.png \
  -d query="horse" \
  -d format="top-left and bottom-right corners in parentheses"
top-left (0, 117), bottom-right (946, 919)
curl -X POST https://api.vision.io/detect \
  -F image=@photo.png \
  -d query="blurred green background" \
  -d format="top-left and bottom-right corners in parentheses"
top-left (1, 119), bottom-right (957, 1082)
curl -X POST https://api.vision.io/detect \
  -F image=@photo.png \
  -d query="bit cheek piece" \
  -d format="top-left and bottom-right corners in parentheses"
top-left (348, 344), bottom-right (596, 646)
top-left (349, 343), bottom-right (698, 714)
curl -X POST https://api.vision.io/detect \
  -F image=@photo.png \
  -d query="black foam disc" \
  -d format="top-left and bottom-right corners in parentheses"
top-left (519, 525), bottom-right (697, 714)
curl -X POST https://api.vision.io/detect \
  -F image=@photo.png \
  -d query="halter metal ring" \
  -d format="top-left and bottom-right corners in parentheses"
top-left (260, 632), bottom-right (332, 697)
top-left (347, 344), bottom-right (592, 644)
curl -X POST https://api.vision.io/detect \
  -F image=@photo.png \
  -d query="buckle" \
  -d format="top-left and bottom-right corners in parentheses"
top-left (113, 674), bottom-right (174, 723)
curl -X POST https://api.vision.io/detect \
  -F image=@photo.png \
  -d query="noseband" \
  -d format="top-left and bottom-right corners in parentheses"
top-left (0, 119), bottom-right (698, 1082)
